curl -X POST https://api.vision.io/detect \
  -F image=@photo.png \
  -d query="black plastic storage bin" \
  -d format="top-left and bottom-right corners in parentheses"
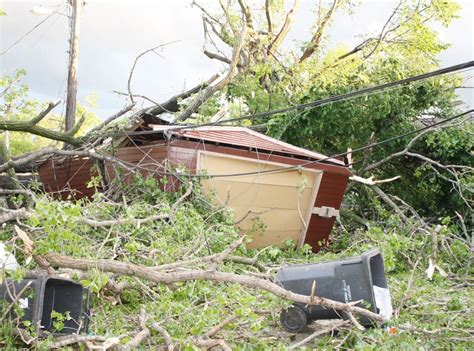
top-left (0, 273), bottom-right (90, 335)
top-left (276, 248), bottom-right (391, 332)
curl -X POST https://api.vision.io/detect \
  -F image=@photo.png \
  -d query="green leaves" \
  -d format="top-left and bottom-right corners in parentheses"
top-left (50, 310), bottom-right (72, 332)
top-left (81, 269), bottom-right (110, 294)
top-left (0, 72), bottom-right (100, 155)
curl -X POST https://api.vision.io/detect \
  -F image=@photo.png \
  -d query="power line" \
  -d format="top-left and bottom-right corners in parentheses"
top-left (199, 62), bottom-right (474, 128)
top-left (196, 109), bottom-right (473, 178)
top-left (109, 60), bottom-right (474, 137)
top-left (120, 109), bottom-right (472, 179)
top-left (0, 12), bottom-right (57, 56)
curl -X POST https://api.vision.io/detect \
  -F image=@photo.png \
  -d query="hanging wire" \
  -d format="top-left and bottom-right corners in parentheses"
top-left (92, 109), bottom-right (472, 180)
top-left (1, 12), bottom-right (57, 56)
top-left (105, 60), bottom-right (474, 138)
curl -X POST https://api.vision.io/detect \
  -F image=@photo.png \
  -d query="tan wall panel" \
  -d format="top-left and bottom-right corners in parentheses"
top-left (198, 152), bottom-right (322, 249)
top-left (198, 152), bottom-right (317, 188)
top-left (231, 207), bottom-right (308, 231)
top-left (202, 179), bottom-right (313, 210)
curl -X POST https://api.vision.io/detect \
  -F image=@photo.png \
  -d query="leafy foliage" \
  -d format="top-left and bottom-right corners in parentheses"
top-left (192, 0), bottom-right (472, 219)
top-left (1, 177), bottom-right (472, 349)
top-left (0, 70), bottom-right (100, 156)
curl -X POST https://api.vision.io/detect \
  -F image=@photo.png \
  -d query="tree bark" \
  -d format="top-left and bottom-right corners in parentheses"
top-left (299, 0), bottom-right (339, 62)
top-left (177, 27), bottom-right (247, 122)
top-left (0, 101), bottom-right (82, 146)
top-left (43, 253), bottom-right (386, 324)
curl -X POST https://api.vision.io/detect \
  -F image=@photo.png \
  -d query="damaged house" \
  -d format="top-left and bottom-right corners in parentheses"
top-left (38, 115), bottom-right (351, 252)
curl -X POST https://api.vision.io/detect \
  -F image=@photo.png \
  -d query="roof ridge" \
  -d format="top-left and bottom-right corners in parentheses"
top-left (149, 124), bottom-right (345, 166)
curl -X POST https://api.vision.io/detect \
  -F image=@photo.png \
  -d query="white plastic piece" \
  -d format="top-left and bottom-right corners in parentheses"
top-left (373, 285), bottom-right (393, 320)
top-left (19, 298), bottom-right (29, 309)
top-left (0, 242), bottom-right (19, 271)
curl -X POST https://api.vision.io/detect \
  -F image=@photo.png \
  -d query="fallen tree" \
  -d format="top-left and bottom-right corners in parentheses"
top-left (1, 1), bottom-right (472, 348)
top-left (42, 248), bottom-right (385, 323)
top-left (1, 173), bottom-right (471, 349)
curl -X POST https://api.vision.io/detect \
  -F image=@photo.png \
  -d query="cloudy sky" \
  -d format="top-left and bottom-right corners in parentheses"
top-left (1, 0), bottom-right (473, 119)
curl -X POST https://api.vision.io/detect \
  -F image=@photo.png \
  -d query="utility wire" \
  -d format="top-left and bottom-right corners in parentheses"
top-left (110, 60), bottom-right (474, 137)
top-left (0, 12), bottom-right (57, 56)
top-left (145, 109), bottom-right (473, 179)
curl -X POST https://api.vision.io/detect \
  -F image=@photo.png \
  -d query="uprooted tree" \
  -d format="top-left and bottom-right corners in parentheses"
top-left (1, 0), bottom-right (473, 349)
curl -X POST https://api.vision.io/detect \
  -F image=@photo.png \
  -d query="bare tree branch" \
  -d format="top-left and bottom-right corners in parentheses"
top-left (204, 315), bottom-right (237, 338)
top-left (43, 253), bottom-right (386, 324)
top-left (335, 1), bottom-right (426, 62)
top-left (363, 116), bottom-right (473, 172)
top-left (150, 323), bottom-right (174, 351)
top-left (237, 0), bottom-right (253, 29)
top-left (0, 101), bottom-right (83, 146)
top-left (145, 74), bottom-right (220, 116)
top-left (299, 0), bottom-right (339, 62)
top-left (288, 320), bottom-right (349, 350)
top-left (127, 41), bottom-right (179, 104)
top-left (177, 27), bottom-right (248, 122)
top-left (47, 335), bottom-right (107, 350)
top-left (265, 0), bottom-right (273, 37)
top-left (0, 147), bottom-right (132, 174)
top-left (208, 235), bottom-right (245, 270)
top-left (267, 0), bottom-right (301, 56)
top-left (194, 338), bottom-right (231, 351)
top-left (87, 103), bottom-right (136, 135)
top-left (203, 50), bottom-right (244, 69)
top-left (0, 208), bottom-right (30, 224)
top-left (0, 139), bottom-right (21, 190)
top-left (371, 184), bottom-right (408, 223)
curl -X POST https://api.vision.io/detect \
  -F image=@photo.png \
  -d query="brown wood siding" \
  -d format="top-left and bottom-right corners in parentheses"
top-left (304, 216), bottom-right (337, 251)
top-left (104, 144), bottom-right (168, 188)
top-left (304, 172), bottom-right (349, 252)
top-left (38, 157), bottom-right (96, 199)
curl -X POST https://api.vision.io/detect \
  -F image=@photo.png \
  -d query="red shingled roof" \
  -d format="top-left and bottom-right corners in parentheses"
top-left (150, 125), bottom-right (345, 166)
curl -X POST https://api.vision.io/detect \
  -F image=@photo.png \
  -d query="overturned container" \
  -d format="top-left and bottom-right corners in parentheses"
top-left (0, 273), bottom-right (90, 335)
top-left (276, 248), bottom-right (392, 332)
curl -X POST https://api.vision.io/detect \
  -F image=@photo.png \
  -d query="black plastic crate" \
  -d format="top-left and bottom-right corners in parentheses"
top-left (0, 273), bottom-right (90, 335)
top-left (276, 248), bottom-right (391, 332)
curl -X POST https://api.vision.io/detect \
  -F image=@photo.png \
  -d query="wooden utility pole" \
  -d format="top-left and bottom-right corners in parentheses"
top-left (65, 0), bottom-right (83, 132)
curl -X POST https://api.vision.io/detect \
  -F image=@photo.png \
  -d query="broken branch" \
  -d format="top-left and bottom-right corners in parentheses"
top-left (0, 208), bottom-right (30, 224)
top-left (288, 320), bottom-right (348, 350)
top-left (0, 101), bottom-right (83, 146)
top-left (127, 41), bottom-right (179, 104)
top-left (150, 323), bottom-right (173, 351)
top-left (0, 147), bottom-right (132, 174)
top-left (370, 184), bottom-right (408, 223)
top-left (42, 253), bottom-right (386, 324)
top-left (177, 27), bottom-right (247, 122)
top-left (350, 175), bottom-right (401, 185)
top-left (267, 0), bottom-right (300, 56)
top-left (299, 0), bottom-right (339, 62)
top-left (87, 103), bottom-right (136, 135)
top-left (47, 335), bottom-right (107, 350)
